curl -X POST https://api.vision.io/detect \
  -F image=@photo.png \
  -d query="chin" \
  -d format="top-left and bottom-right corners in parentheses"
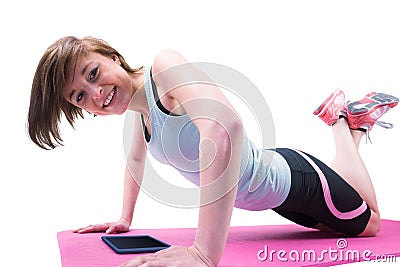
top-left (115, 105), bottom-right (129, 115)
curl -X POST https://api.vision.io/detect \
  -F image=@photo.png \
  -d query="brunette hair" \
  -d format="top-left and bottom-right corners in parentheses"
top-left (27, 36), bottom-right (142, 149)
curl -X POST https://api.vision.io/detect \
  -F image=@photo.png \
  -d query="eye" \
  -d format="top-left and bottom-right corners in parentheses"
top-left (76, 91), bottom-right (84, 103)
top-left (88, 66), bottom-right (99, 81)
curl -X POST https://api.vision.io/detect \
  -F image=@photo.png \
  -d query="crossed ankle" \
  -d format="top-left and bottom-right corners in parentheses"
top-left (331, 116), bottom-right (347, 126)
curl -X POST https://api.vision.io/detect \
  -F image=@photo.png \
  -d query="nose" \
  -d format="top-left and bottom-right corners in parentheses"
top-left (89, 84), bottom-right (103, 100)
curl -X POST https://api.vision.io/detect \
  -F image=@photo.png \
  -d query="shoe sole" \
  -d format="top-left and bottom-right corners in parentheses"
top-left (347, 93), bottom-right (399, 115)
top-left (313, 89), bottom-right (344, 116)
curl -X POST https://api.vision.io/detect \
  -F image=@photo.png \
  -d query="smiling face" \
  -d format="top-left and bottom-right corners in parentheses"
top-left (64, 52), bottom-right (134, 116)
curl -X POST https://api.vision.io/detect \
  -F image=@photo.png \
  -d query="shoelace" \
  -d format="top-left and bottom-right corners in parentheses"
top-left (375, 121), bottom-right (394, 129)
top-left (363, 121), bottom-right (394, 144)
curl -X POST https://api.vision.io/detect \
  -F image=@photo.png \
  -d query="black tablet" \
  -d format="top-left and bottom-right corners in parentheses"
top-left (101, 235), bottom-right (170, 254)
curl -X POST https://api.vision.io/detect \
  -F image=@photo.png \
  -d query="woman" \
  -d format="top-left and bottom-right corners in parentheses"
top-left (28, 36), bottom-right (398, 267)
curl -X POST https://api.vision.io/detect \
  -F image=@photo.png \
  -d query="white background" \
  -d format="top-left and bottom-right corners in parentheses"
top-left (0, 0), bottom-right (399, 266)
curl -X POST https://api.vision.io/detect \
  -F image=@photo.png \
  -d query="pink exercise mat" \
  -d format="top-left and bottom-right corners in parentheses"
top-left (57, 219), bottom-right (400, 266)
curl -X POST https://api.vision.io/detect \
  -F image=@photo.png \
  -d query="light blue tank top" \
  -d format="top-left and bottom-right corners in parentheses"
top-left (140, 67), bottom-right (291, 210)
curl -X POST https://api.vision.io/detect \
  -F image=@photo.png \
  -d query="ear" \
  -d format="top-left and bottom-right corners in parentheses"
top-left (112, 54), bottom-right (121, 65)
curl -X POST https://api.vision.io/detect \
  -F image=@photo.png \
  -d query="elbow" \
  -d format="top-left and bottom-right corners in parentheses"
top-left (212, 119), bottom-right (243, 143)
top-left (226, 118), bottom-right (243, 142)
top-left (206, 118), bottom-right (243, 150)
top-left (199, 118), bottom-right (243, 184)
top-left (198, 116), bottom-right (243, 164)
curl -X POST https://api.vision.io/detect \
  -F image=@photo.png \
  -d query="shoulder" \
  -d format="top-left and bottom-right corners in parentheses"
top-left (151, 49), bottom-right (188, 75)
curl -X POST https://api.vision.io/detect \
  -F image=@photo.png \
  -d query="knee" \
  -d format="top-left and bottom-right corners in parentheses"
top-left (358, 212), bottom-right (381, 237)
top-left (363, 220), bottom-right (381, 237)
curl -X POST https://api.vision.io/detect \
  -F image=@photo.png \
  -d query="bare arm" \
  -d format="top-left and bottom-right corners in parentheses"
top-left (119, 112), bottom-right (148, 227)
top-left (194, 117), bottom-right (243, 265)
top-left (154, 51), bottom-right (243, 265)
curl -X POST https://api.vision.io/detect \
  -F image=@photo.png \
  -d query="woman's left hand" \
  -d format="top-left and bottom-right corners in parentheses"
top-left (119, 245), bottom-right (215, 267)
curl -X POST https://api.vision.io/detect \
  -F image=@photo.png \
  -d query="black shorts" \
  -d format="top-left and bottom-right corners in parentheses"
top-left (272, 148), bottom-right (371, 236)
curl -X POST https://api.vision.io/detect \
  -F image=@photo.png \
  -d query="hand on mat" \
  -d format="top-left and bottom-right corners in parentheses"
top-left (119, 245), bottom-right (215, 267)
top-left (74, 218), bottom-right (130, 234)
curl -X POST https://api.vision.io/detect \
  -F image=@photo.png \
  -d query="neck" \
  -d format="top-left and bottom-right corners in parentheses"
top-left (127, 71), bottom-right (149, 116)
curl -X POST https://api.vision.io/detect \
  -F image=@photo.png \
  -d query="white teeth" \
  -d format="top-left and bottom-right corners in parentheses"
top-left (104, 88), bottom-right (116, 107)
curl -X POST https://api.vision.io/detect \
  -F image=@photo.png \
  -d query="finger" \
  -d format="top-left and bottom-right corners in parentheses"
top-left (76, 228), bottom-right (94, 234)
top-left (76, 224), bottom-right (109, 234)
top-left (154, 246), bottom-right (180, 257)
top-left (120, 259), bottom-right (175, 267)
top-left (140, 259), bottom-right (174, 267)
top-left (107, 224), bottom-right (125, 234)
top-left (105, 225), bottom-right (115, 234)
top-left (73, 225), bottom-right (92, 233)
top-left (119, 255), bottom-right (158, 267)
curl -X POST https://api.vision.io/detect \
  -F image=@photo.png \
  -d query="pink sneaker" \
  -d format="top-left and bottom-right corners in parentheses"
top-left (347, 92), bottom-right (399, 131)
top-left (313, 89), bottom-right (346, 126)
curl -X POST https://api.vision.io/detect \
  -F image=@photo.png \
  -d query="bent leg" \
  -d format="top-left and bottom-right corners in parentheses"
top-left (350, 128), bottom-right (381, 236)
top-left (329, 118), bottom-right (380, 236)
top-left (330, 118), bottom-right (379, 214)
top-left (272, 148), bottom-right (373, 236)
top-left (273, 209), bottom-right (318, 229)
